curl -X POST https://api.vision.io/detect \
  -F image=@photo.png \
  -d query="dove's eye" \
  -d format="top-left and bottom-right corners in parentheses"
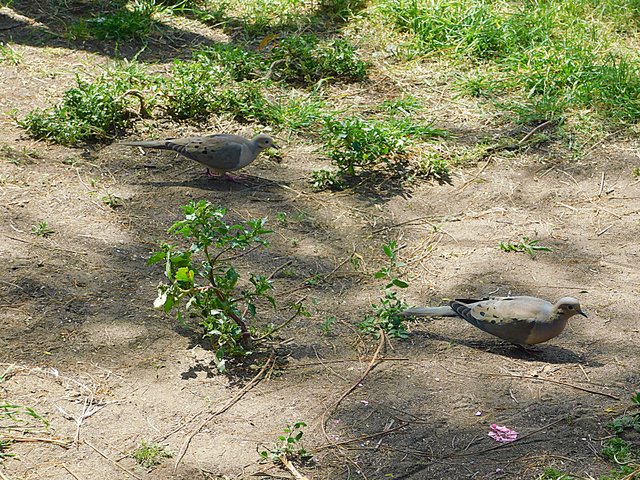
top-left (567, 305), bottom-right (574, 310)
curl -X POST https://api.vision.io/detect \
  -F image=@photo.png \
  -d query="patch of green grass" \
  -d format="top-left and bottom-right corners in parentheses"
top-left (610, 391), bottom-right (640, 435)
top-left (537, 467), bottom-right (576, 480)
top-left (602, 437), bottom-right (634, 464)
top-left (132, 440), bottom-right (173, 468)
top-left (197, 43), bottom-right (266, 81)
top-left (102, 192), bottom-right (124, 208)
top-left (312, 115), bottom-right (446, 189)
top-left (31, 221), bottom-right (55, 238)
top-left (380, 0), bottom-right (640, 125)
top-left (164, 54), bottom-right (280, 123)
top-left (499, 237), bottom-right (553, 256)
top-left (0, 42), bottom-right (22, 65)
top-left (278, 92), bottom-right (329, 131)
top-left (633, 166), bottom-right (640, 178)
top-left (379, 95), bottom-right (423, 115)
top-left (68, 0), bottom-right (198, 42)
top-left (270, 34), bottom-right (368, 84)
top-left (20, 63), bottom-right (152, 145)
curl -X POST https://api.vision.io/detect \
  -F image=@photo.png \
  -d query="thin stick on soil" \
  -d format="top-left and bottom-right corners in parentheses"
top-left (278, 454), bottom-right (310, 480)
top-left (0, 470), bottom-right (10, 480)
top-left (321, 332), bottom-right (386, 444)
top-left (84, 440), bottom-right (142, 480)
top-left (62, 463), bottom-right (83, 480)
top-left (0, 435), bottom-right (70, 448)
top-left (313, 422), bottom-right (407, 452)
top-left (173, 355), bottom-right (274, 473)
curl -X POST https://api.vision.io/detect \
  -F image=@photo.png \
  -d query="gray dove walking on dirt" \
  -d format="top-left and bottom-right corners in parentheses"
top-left (401, 296), bottom-right (587, 348)
top-left (121, 133), bottom-right (279, 180)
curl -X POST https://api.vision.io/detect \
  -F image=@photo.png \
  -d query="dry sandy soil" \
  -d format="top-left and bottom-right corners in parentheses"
top-left (1, 3), bottom-right (639, 480)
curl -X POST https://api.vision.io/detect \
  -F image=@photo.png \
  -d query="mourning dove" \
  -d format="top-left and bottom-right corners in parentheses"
top-left (121, 133), bottom-right (279, 180)
top-left (401, 296), bottom-right (587, 347)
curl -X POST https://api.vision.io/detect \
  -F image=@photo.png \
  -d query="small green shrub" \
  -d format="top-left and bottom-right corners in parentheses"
top-left (150, 201), bottom-right (274, 373)
top-left (358, 241), bottom-right (409, 339)
top-left (260, 422), bottom-right (312, 464)
top-left (322, 117), bottom-right (407, 177)
top-left (20, 64), bottom-right (151, 145)
top-left (270, 34), bottom-right (368, 84)
top-left (198, 44), bottom-right (266, 81)
top-left (132, 440), bottom-right (173, 468)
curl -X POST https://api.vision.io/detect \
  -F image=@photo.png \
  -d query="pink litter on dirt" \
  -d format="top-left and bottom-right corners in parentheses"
top-left (488, 424), bottom-right (518, 442)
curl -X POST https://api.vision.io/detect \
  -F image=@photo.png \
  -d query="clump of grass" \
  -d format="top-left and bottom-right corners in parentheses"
top-left (67, 0), bottom-right (177, 41)
top-left (197, 43), bottom-right (266, 81)
top-left (381, 0), bottom-right (640, 125)
top-left (31, 221), bottom-right (55, 238)
top-left (0, 42), bottom-right (22, 65)
top-left (537, 467), bottom-right (575, 480)
top-left (270, 34), bottom-right (368, 84)
top-left (312, 115), bottom-right (446, 189)
top-left (499, 237), bottom-right (553, 256)
top-left (20, 63), bottom-right (152, 145)
top-left (164, 53), bottom-right (281, 123)
top-left (132, 440), bottom-right (173, 469)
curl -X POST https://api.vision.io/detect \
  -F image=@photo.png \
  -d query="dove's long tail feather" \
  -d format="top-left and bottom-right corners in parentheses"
top-left (400, 306), bottom-right (457, 317)
top-left (121, 140), bottom-right (170, 149)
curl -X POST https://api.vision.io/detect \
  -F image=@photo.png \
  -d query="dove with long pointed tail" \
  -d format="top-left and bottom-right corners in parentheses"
top-left (400, 296), bottom-right (587, 347)
top-left (121, 133), bottom-right (279, 180)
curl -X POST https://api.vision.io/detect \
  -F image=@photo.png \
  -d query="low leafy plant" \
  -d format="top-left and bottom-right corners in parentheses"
top-left (0, 43), bottom-right (22, 65)
top-left (633, 166), bottom-right (640, 178)
top-left (198, 44), bottom-right (265, 81)
top-left (0, 402), bottom-right (50, 458)
top-left (358, 241), bottom-right (409, 339)
top-left (313, 116), bottom-right (446, 189)
top-left (320, 316), bottom-right (336, 335)
top-left (259, 421), bottom-right (312, 464)
top-left (102, 192), bottom-right (124, 208)
top-left (20, 64), bottom-right (151, 145)
top-left (537, 467), bottom-right (575, 480)
top-left (499, 237), bottom-right (553, 256)
top-left (149, 201), bottom-right (274, 373)
top-left (270, 34), bottom-right (368, 84)
top-left (132, 440), bottom-right (173, 468)
top-left (610, 392), bottom-right (640, 435)
top-left (31, 220), bottom-right (55, 238)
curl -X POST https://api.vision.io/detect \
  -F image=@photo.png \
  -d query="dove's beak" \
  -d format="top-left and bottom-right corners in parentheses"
top-left (272, 142), bottom-right (281, 149)
top-left (579, 311), bottom-right (588, 318)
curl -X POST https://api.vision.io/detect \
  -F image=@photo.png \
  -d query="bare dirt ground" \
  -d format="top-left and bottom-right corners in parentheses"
top-left (1, 4), bottom-right (639, 480)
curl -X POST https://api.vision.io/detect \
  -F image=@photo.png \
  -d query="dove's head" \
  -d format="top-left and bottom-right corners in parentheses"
top-left (253, 134), bottom-right (279, 150)
top-left (555, 297), bottom-right (587, 319)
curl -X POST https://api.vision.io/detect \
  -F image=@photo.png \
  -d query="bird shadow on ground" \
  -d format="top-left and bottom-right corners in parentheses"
top-left (413, 331), bottom-right (602, 366)
top-left (146, 174), bottom-right (290, 192)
